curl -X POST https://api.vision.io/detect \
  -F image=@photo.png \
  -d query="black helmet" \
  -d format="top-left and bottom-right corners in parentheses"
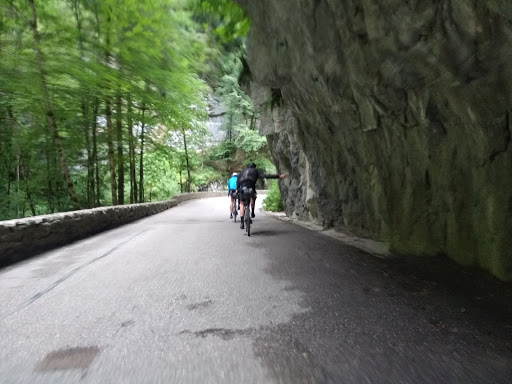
top-left (248, 162), bottom-right (256, 168)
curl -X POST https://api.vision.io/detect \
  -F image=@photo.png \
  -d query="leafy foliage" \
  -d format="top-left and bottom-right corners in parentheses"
top-left (196, 0), bottom-right (250, 42)
top-left (263, 180), bottom-right (284, 212)
top-left (206, 48), bottom-right (274, 176)
top-left (0, 0), bottom-right (209, 218)
top-left (0, 0), bottom-right (277, 218)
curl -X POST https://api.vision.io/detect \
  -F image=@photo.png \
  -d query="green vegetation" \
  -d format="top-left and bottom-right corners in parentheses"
top-left (263, 180), bottom-right (284, 212)
top-left (208, 49), bottom-right (273, 174)
top-left (0, 0), bottom-right (275, 220)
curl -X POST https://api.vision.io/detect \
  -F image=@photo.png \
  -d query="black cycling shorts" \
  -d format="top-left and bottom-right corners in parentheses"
top-left (239, 181), bottom-right (257, 201)
top-left (239, 181), bottom-right (256, 191)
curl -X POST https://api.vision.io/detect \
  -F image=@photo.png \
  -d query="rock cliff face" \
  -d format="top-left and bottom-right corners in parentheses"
top-left (235, 0), bottom-right (512, 280)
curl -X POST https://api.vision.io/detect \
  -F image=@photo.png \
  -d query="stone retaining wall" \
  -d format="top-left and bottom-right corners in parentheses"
top-left (0, 192), bottom-right (226, 267)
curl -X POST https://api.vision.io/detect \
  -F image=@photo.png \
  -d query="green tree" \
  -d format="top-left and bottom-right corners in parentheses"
top-left (0, 0), bottom-right (210, 218)
top-left (0, 0), bottom-right (277, 219)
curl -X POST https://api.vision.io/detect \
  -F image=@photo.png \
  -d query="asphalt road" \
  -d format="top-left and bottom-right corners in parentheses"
top-left (1, 196), bottom-right (511, 384)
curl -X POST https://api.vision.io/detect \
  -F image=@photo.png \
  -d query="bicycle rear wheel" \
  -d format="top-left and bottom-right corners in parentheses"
top-left (245, 204), bottom-right (251, 236)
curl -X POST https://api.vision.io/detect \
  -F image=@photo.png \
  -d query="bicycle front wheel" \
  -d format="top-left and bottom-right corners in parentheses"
top-left (245, 208), bottom-right (251, 236)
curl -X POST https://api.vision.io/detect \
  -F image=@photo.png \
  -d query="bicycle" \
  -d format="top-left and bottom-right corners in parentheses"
top-left (241, 186), bottom-right (255, 236)
top-left (231, 191), bottom-right (238, 223)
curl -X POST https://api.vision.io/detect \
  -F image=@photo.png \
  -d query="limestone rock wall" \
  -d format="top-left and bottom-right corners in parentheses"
top-left (236, 0), bottom-right (512, 280)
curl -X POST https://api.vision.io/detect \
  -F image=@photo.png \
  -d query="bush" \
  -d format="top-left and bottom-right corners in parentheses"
top-left (263, 180), bottom-right (284, 212)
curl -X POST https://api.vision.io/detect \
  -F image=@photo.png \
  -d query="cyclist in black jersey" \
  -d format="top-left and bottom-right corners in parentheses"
top-left (237, 162), bottom-right (287, 229)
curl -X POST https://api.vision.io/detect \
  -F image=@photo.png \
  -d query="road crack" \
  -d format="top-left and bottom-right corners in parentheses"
top-left (0, 230), bottom-right (149, 322)
top-left (178, 328), bottom-right (254, 341)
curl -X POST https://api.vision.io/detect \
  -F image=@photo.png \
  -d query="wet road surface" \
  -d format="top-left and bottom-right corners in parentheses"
top-left (1, 196), bottom-right (511, 383)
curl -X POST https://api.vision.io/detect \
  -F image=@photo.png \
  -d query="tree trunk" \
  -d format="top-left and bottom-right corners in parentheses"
top-left (179, 168), bottom-right (183, 193)
top-left (127, 92), bottom-right (136, 203)
top-left (84, 106), bottom-right (93, 208)
top-left (16, 153), bottom-right (20, 218)
top-left (91, 2), bottom-right (102, 207)
top-left (82, 97), bottom-right (93, 208)
top-left (4, 107), bottom-right (15, 197)
top-left (45, 145), bottom-right (54, 213)
top-left (182, 128), bottom-right (191, 193)
top-left (91, 98), bottom-right (100, 206)
top-left (0, 111), bottom-right (7, 206)
top-left (103, 8), bottom-right (117, 206)
top-left (116, 91), bottom-right (124, 205)
top-left (106, 96), bottom-right (118, 205)
top-left (250, 113), bottom-right (255, 130)
top-left (28, 0), bottom-right (80, 210)
top-left (0, 27), bottom-right (6, 199)
top-left (73, 0), bottom-right (93, 208)
top-left (54, 147), bottom-right (62, 212)
top-left (7, 107), bottom-right (35, 217)
top-left (139, 106), bottom-right (146, 203)
top-left (0, 113), bottom-right (3, 164)
top-left (20, 161), bottom-right (36, 216)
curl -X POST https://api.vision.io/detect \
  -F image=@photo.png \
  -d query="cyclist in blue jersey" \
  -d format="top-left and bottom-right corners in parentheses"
top-left (227, 172), bottom-right (238, 219)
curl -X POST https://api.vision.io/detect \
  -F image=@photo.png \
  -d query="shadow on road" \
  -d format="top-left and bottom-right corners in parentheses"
top-left (242, 229), bottom-right (296, 237)
top-left (253, 225), bottom-right (512, 383)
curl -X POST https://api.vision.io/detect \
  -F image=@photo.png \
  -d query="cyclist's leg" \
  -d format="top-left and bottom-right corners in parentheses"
top-left (249, 197), bottom-right (255, 218)
top-left (239, 191), bottom-right (246, 229)
top-left (240, 198), bottom-right (245, 217)
top-left (230, 194), bottom-right (235, 217)
top-left (250, 189), bottom-right (257, 217)
top-left (240, 200), bottom-right (246, 228)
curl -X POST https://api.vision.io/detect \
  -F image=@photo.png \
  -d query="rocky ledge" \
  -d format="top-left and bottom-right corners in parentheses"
top-left (236, 0), bottom-right (512, 280)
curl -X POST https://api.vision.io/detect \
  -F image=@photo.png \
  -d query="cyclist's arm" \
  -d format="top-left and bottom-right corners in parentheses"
top-left (259, 171), bottom-right (287, 179)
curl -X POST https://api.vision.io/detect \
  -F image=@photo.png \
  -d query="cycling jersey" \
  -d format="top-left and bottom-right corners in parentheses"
top-left (227, 176), bottom-right (238, 195)
top-left (237, 167), bottom-right (280, 190)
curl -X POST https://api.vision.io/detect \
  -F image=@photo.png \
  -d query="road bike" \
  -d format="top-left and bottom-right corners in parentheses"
top-left (231, 191), bottom-right (238, 223)
top-left (241, 186), bottom-right (255, 236)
